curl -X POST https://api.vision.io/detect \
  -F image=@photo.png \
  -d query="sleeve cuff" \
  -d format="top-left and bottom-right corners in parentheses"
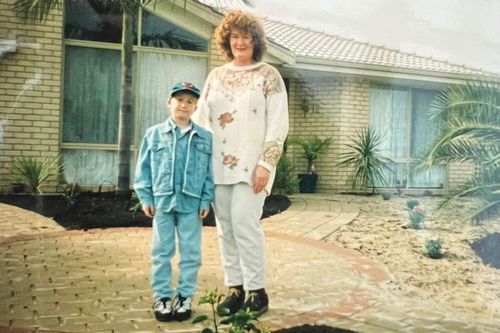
top-left (257, 160), bottom-right (274, 172)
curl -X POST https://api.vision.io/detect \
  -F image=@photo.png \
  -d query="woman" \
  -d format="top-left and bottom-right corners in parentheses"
top-left (193, 11), bottom-right (289, 317)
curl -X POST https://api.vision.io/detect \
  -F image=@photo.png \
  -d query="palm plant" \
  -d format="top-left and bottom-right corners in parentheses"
top-left (420, 80), bottom-right (500, 220)
top-left (12, 0), bottom-right (254, 195)
top-left (337, 127), bottom-right (395, 194)
top-left (289, 136), bottom-right (332, 174)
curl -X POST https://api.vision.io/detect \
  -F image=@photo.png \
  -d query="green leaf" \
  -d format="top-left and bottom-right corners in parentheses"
top-left (192, 315), bottom-right (208, 324)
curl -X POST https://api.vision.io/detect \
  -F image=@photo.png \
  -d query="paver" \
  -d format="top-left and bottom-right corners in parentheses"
top-left (1, 195), bottom-right (500, 332)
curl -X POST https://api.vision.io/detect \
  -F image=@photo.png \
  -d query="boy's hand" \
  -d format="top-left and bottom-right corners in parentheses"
top-left (199, 209), bottom-right (209, 219)
top-left (143, 206), bottom-right (155, 218)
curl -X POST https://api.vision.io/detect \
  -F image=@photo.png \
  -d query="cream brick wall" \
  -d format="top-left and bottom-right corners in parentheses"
top-left (208, 36), bottom-right (225, 70)
top-left (287, 76), bottom-right (370, 193)
top-left (0, 0), bottom-right (63, 192)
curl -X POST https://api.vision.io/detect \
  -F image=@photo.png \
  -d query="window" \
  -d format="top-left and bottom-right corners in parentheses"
top-left (62, 0), bottom-right (208, 185)
top-left (369, 86), bottom-right (444, 188)
top-left (64, 0), bottom-right (126, 43)
top-left (141, 10), bottom-right (208, 51)
top-left (62, 46), bottom-right (122, 144)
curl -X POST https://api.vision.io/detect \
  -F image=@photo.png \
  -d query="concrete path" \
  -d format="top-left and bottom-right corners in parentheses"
top-left (0, 196), bottom-right (498, 333)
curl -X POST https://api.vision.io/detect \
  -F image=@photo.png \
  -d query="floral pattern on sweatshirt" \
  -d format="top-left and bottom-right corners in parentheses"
top-left (222, 153), bottom-right (239, 169)
top-left (218, 111), bottom-right (236, 129)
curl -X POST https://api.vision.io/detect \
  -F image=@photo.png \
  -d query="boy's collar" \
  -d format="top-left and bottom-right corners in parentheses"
top-left (168, 117), bottom-right (192, 131)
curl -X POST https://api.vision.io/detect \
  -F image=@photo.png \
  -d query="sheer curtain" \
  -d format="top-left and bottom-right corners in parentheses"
top-left (369, 86), bottom-right (443, 188)
top-left (63, 46), bottom-right (121, 144)
top-left (410, 89), bottom-right (444, 188)
top-left (369, 87), bottom-right (410, 187)
top-left (138, 53), bottom-right (207, 139)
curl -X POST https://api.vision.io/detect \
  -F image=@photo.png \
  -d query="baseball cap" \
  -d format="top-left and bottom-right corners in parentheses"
top-left (170, 81), bottom-right (200, 98)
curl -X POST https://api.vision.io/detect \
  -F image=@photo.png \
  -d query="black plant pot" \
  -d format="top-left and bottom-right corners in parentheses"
top-left (298, 173), bottom-right (318, 193)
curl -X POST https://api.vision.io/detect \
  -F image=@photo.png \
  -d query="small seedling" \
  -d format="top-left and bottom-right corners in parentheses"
top-left (425, 238), bottom-right (443, 259)
top-left (129, 190), bottom-right (142, 217)
top-left (192, 289), bottom-right (269, 333)
top-left (408, 206), bottom-right (425, 229)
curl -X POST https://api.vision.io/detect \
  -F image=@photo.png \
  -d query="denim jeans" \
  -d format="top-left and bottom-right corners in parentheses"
top-left (151, 210), bottom-right (202, 299)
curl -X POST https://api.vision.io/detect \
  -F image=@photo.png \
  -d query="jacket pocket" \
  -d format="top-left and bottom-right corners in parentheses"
top-left (151, 143), bottom-right (173, 193)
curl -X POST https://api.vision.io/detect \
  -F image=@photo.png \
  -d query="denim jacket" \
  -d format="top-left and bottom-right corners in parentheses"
top-left (133, 119), bottom-right (214, 211)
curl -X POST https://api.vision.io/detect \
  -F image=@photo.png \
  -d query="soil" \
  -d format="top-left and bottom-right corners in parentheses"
top-left (274, 325), bottom-right (357, 333)
top-left (0, 191), bottom-right (291, 230)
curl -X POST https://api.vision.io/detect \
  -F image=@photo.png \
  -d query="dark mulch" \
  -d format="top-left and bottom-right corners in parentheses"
top-left (0, 191), bottom-right (290, 230)
top-left (274, 325), bottom-right (358, 333)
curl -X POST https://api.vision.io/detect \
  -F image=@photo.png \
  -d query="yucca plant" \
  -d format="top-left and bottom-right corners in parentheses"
top-left (337, 127), bottom-right (395, 194)
top-left (11, 155), bottom-right (62, 194)
top-left (419, 80), bottom-right (500, 220)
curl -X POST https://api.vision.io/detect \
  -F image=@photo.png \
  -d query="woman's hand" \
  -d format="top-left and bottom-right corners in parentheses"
top-left (143, 205), bottom-right (155, 218)
top-left (253, 165), bottom-right (270, 193)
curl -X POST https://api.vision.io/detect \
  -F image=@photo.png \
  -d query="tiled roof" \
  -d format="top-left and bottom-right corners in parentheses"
top-left (263, 19), bottom-right (492, 77)
top-left (194, 0), bottom-right (494, 77)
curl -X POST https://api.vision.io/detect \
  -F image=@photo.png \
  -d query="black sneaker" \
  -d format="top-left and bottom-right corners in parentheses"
top-left (242, 290), bottom-right (269, 317)
top-left (153, 297), bottom-right (173, 322)
top-left (172, 294), bottom-right (192, 322)
top-left (216, 287), bottom-right (245, 316)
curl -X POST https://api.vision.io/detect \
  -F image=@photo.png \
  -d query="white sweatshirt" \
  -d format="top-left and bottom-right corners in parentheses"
top-left (193, 62), bottom-right (289, 193)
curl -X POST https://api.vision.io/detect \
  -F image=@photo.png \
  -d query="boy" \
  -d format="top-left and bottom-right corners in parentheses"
top-left (134, 81), bottom-right (214, 322)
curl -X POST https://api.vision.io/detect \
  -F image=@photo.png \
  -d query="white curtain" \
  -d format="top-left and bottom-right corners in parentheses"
top-left (370, 86), bottom-right (444, 188)
top-left (63, 46), bottom-right (121, 144)
top-left (61, 48), bottom-right (207, 185)
top-left (138, 53), bottom-right (207, 139)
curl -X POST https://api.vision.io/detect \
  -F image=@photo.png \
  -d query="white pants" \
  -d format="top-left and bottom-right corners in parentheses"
top-left (213, 183), bottom-right (267, 290)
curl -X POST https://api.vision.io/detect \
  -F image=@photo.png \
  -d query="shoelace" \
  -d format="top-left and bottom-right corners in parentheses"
top-left (228, 287), bottom-right (242, 299)
top-left (173, 295), bottom-right (192, 312)
top-left (154, 298), bottom-right (172, 313)
top-left (245, 292), bottom-right (264, 307)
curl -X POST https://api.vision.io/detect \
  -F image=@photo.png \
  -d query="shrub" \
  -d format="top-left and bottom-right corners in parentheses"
top-left (271, 154), bottom-right (298, 195)
top-left (425, 238), bottom-right (443, 259)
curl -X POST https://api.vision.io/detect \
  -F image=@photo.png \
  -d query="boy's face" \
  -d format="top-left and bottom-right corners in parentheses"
top-left (168, 92), bottom-right (198, 124)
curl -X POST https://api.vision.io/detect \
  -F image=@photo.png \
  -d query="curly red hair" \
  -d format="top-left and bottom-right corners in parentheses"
top-left (215, 11), bottom-right (267, 62)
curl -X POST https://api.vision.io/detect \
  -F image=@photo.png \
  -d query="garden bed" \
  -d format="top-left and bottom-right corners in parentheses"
top-left (0, 191), bottom-right (291, 230)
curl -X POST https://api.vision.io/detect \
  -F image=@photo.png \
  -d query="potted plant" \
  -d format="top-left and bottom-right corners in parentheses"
top-left (337, 127), bottom-right (395, 194)
top-left (289, 136), bottom-right (332, 193)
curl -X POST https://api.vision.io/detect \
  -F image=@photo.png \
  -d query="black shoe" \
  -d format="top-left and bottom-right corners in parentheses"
top-left (242, 289), bottom-right (269, 317)
top-left (216, 286), bottom-right (245, 316)
top-left (153, 297), bottom-right (173, 322)
top-left (172, 294), bottom-right (192, 322)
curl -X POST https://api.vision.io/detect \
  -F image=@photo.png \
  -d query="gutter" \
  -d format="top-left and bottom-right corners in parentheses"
top-left (287, 56), bottom-right (499, 84)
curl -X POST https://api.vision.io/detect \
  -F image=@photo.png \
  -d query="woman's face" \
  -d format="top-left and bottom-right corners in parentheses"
top-left (230, 28), bottom-right (254, 65)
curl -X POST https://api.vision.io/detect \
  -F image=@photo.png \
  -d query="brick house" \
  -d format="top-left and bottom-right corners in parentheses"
top-left (0, 0), bottom-right (495, 193)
